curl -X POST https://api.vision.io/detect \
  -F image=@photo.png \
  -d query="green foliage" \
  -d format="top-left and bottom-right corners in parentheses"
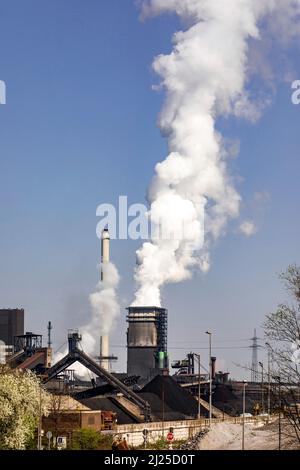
top-left (25, 434), bottom-right (38, 450)
top-left (69, 429), bottom-right (113, 450)
top-left (135, 437), bottom-right (185, 450)
top-left (97, 433), bottom-right (114, 450)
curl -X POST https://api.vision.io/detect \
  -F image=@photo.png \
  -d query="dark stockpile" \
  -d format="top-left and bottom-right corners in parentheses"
top-left (73, 375), bottom-right (141, 400)
top-left (180, 429), bottom-right (209, 450)
top-left (139, 392), bottom-right (187, 421)
top-left (140, 375), bottom-right (205, 418)
top-left (74, 384), bottom-right (115, 400)
top-left (79, 397), bottom-right (138, 424)
top-left (212, 384), bottom-right (254, 416)
top-left (78, 374), bottom-right (212, 424)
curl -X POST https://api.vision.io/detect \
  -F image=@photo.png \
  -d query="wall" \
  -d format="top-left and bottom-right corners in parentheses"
top-left (43, 410), bottom-right (102, 436)
top-left (115, 416), bottom-right (270, 447)
top-left (116, 419), bottom-right (203, 447)
top-left (81, 411), bottom-right (102, 431)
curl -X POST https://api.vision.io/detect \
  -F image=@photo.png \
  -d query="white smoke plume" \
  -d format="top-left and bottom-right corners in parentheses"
top-left (87, 262), bottom-right (120, 343)
top-left (239, 220), bottom-right (257, 237)
top-left (133, 0), bottom-right (300, 307)
top-left (55, 262), bottom-right (120, 377)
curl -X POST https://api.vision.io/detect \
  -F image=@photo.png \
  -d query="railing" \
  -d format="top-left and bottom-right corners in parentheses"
top-left (116, 414), bottom-right (274, 433)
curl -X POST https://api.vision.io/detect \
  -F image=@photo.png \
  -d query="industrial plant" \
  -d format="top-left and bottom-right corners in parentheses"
top-left (1, 229), bottom-right (297, 451)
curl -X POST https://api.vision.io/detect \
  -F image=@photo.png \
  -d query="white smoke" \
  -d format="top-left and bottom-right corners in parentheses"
top-left (133, 0), bottom-right (300, 307)
top-left (239, 220), bottom-right (257, 237)
top-left (55, 262), bottom-right (120, 377)
top-left (87, 262), bottom-right (120, 342)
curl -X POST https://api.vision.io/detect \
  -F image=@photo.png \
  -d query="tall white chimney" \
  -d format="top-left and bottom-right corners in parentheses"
top-left (100, 228), bottom-right (110, 371)
top-left (101, 228), bottom-right (110, 277)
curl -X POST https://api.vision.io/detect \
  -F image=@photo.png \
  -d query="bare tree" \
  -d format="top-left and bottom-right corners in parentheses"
top-left (264, 265), bottom-right (300, 441)
top-left (50, 393), bottom-right (64, 440)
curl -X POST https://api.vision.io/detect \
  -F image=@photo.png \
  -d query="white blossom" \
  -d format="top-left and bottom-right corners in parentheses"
top-left (0, 366), bottom-right (50, 449)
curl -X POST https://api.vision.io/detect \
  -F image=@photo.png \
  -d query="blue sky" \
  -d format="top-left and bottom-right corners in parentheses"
top-left (0, 0), bottom-right (299, 378)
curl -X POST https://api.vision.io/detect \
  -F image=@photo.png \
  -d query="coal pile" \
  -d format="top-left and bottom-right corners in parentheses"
top-left (79, 397), bottom-right (138, 424)
top-left (212, 384), bottom-right (254, 416)
top-left (140, 375), bottom-right (201, 419)
top-left (139, 392), bottom-right (187, 421)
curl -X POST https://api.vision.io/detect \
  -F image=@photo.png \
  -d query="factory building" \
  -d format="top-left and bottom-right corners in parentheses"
top-left (0, 309), bottom-right (24, 347)
top-left (126, 306), bottom-right (168, 380)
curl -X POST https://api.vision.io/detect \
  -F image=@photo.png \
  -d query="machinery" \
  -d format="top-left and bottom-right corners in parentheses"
top-left (44, 331), bottom-right (151, 422)
top-left (6, 331), bottom-right (52, 372)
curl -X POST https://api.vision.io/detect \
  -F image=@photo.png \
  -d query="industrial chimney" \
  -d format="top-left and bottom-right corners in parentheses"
top-left (99, 228), bottom-right (110, 371)
top-left (126, 306), bottom-right (168, 380)
top-left (101, 228), bottom-right (110, 278)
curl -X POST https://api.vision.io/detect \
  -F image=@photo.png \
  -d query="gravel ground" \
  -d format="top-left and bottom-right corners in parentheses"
top-left (196, 420), bottom-right (300, 450)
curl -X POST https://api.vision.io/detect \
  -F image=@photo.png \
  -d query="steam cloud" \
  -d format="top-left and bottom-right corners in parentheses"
top-left (87, 262), bottom-right (120, 341)
top-left (133, 0), bottom-right (300, 307)
top-left (56, 262), bottom-right (120, 376)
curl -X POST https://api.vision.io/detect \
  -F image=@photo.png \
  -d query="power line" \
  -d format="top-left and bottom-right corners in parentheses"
top-left (168, 338), bottom-right (251, 344)
top-left (54, 341), bottom-right (67, 354)
top-left (110, 344), bottom-right (250, 350)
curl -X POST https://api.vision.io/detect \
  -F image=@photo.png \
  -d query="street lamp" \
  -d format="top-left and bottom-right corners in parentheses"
top-left (205, 331), bottom-right (212, 426)
top-left (242, 380), bottom-right (248, 451)
top-left (265, 343), bottom-right (271, 417)
top-left (259, 361), bottom-right (264, 413)
top-left (274, 376), bottom-right (282, 451)
top-left (37, 384), bottom-right (42, 450)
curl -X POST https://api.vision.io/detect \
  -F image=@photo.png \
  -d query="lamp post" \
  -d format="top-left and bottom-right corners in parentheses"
top-left (205, 331), bottom-right (212, 426)
top-left (259, 362), bottom-right (264, 413)
top-left (277, 376), bottom-right (282, 451)
top-left (242, 380), bottom-right (248, 451)
top-left (162, 377), bottom-right (165, 439)
top-left (273, 375), bottom-right (282, 450)
top-left (194, 353), bottom-right (201, 420)
top-left (37, 384), bottom-right (42, 450)
top-left (265, 343), bottom-right (271, 418)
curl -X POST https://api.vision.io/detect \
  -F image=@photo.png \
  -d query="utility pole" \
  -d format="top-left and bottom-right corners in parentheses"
top-left (162, 377), bottom-right (165, 440)
top-left (37, 385), bottom-right (42, 450)
top-left (242, 381), bottom-right (248, 451)
top-left (278, 377), bottom-right (282, 451)
top-left (205, 331), bottom-right (212, 426)
top-left (259, 361), bottom-right (264, 413)
top-left (265, 343), bottom-right (271, 418)
top-left (250, 329), bottom-right (259, 382)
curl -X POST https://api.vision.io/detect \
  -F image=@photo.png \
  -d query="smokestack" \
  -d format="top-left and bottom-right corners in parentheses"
top-left (211, 356), bottom-right (216, 381)
top-left (101, 228), bottom-right (110, 279)
top-left (100, 228), bottom-right (110, 371)
top-left (100, 335), bottom-right (109, 369)
top-left (47, 321), bottom-right (52, 349)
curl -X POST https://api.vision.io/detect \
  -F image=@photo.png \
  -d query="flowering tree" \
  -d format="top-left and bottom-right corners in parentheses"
top-left (0, 366), bottom-right (50, 449)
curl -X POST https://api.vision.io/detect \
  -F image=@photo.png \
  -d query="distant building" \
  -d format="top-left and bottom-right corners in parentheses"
top-left (0, 309), bottom-right (24, 346)
top-left (0, 342), bottom-right (13, 363)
